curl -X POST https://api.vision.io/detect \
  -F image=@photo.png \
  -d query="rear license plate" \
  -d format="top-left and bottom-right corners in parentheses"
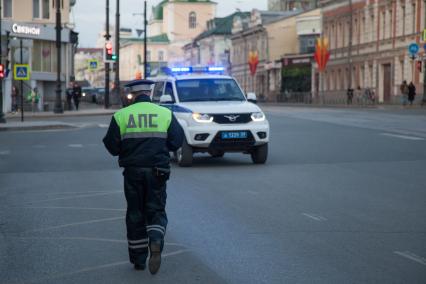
top-left (221, 131), bottom-right (248, 139)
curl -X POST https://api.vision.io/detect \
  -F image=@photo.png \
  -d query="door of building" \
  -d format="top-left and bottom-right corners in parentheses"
top-left (383, 64), bottom-right (391, 103)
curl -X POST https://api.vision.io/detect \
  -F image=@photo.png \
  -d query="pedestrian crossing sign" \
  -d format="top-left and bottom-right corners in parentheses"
top-left (14, 64), bottom-right (30, 81)
top-left (88, 59), bottom-right (99, 71)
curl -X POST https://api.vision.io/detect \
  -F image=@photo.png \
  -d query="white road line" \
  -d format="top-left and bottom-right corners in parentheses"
top-left (22, 206), bottom-right (125, 212)
top-left (302, 213), bottom-right (327, 222)
top-left (394, 251), bottom-right (426, 266)
top-left (25, 191), bottom-right (121, 204)
top-left (0, 150), bottom-right (10, 155)
top-left (380, 133), bottom-right (425, 141)
top-left (68, 144), bottom-right (83, 148)
top-left (98, 124), bottom-right (109, 128)
top-left (28, 216), bottom-right (124, 233)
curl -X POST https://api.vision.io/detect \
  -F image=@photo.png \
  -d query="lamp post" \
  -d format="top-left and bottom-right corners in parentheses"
top-left (144, 0), bottom-right (147, 78)
top-left (0, 1), bottom-right (5, 123)
top-left (105, 0), bottom-right (110, 108)
top-left (53, 0), bottom-right (63, 113)
top-left (114, 0), bottom-right (120, 101)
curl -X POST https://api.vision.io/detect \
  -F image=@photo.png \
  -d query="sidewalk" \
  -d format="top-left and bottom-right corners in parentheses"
top-left (0, 103), bottom-right (116, 132)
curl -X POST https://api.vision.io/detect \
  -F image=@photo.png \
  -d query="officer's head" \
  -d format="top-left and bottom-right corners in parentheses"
top-left (125, 79), bottom-right (155, 104)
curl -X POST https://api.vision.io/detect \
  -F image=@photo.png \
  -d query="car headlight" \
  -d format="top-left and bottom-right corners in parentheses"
top-left (82, 92), bottom-right (86, 97)
top-left (126, 94), bottom-right (133, 100)
top-left (192, 113), bottom-right (213, 123)
top-left (251, 112), bottom-right (265, 122)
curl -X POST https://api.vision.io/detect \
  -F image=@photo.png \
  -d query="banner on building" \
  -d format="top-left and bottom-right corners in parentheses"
top-left (248, 51), bottom-right (259, 76)
top-left (314, 38), bottom-right (330, 72)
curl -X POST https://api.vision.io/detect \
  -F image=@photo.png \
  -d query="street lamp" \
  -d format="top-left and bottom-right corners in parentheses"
top-left (54, 0), bottom-right (63, 113)
top-left (0, 1), bottom-right (6, 123)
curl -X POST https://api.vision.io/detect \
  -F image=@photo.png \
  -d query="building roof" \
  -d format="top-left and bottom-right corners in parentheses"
top-left (121, 33), bottom-right (170, 47)
top-left (260, 10), bottom-right (302, 25)
top-left (195, 11), bottom-right (250, 41)
top-left (152, 0), bottom-right (215, 21)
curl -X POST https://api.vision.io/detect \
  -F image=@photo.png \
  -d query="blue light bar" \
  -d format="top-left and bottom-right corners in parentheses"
top-left (171, 67), bottom-right (191, 73)
top-left (208, 66), bottom-right (225, 72)
top-left (169, 66), bottom-right (225, 74)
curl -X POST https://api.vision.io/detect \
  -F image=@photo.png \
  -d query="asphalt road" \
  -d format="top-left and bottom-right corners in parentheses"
top-left (1, 107), bottom-right (425, 284)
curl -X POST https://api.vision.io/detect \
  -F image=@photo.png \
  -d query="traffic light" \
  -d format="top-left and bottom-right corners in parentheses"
top-left (104, 40), bottom-right (115, 62)
top-left (0, 64), bottom-right (5, 79)
top-left (416, 60), bottom-right (422, 72)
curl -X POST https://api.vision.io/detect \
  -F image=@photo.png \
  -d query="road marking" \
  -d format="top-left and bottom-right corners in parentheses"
top-left (68, 144), bottom-right (83, 148)
top-left (28, 216), bottom-right (124, 233)
top-left (98, 124), bottom-right (109, 128)
top-left (22, 206), bottom-right (125, 212)
top-left (302, 213), bottom-right (327, 222)
top-left (0, 150), bottom-right (10, 155)
top-left (394, 251), bottom-right (426, 266)
top-left (380, 133), bottom-right (425, 141)
top-left (26, 191), bottom-right (121, 204)
top-left (33, 249), bottom-right (189, 282)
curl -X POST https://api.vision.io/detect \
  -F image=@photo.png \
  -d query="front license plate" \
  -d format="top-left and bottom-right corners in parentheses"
top-left (221, 131), bottom-right (248, 139)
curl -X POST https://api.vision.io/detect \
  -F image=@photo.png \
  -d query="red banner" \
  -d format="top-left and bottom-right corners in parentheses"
top-left (314, 38), bottom-right (330, 72)
top-left (248, 51), bottom-right (259, 76)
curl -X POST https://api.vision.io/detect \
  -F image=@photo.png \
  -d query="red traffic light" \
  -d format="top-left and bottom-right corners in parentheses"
top-left (0, 64), bottom-right (4, 78)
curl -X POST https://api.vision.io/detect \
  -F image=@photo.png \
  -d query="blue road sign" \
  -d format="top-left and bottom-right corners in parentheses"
top-left (408, 43), bottom-right (419, 54)
top-left (14, 64), bottom-right (30, 80)
top-left (423, 44), bottom-right (426, 51)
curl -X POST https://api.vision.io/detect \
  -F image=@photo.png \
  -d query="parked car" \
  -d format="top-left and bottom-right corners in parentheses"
top-left (82, 87), bottom-right (98, 103)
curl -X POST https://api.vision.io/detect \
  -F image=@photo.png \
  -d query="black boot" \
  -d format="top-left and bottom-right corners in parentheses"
top-left (134, 263), bottom-right (146, 271)
top-left (148, 242), bottom-right (162, 275)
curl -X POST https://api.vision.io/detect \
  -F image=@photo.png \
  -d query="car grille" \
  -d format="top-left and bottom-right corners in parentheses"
top-left (212, 113), bottom-right (252, 124)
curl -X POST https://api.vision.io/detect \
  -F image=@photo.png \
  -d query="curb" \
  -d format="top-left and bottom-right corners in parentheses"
top-left (0, 124), bottom-right (78, 132)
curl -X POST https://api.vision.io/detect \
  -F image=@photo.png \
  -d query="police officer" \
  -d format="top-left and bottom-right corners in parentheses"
top-left (103, 79), bottom-right (183, 274)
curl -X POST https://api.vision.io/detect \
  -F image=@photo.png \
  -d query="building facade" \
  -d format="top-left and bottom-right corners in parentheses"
top-left (183, 12), bottom-right (250, 71)
top-left (1, 0), bottom-right (77, 113)
top-left (231, 10), bottom-right (301, 101)
top-left (314, 0), bottom-right (425, 103)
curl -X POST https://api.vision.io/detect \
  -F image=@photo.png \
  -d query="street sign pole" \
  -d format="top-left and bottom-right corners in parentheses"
top-left (20, 39), bottom-right (24, 122)
top-left (54, 0), bottom-right (63, 114)
top-left (104, 0), bottom-right (110, 109)
top-left (423, 0), bottom-right (426, 105)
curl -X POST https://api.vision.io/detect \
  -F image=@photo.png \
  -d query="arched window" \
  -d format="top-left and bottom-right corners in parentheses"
top-left (189, 12), bottom-right (197, 29)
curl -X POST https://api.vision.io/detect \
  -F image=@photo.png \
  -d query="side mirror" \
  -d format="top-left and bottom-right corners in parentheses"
top-left (160, 94), bottom-right (173, 104)
top-left (247, 92), bottom-right (257, 103)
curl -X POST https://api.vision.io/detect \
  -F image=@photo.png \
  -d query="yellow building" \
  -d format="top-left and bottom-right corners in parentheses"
top-left (1, 0), bottom-right (77, 112)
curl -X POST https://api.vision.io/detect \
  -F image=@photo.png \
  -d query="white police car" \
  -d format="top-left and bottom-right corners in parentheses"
top-left (150, 67), bottom-right (269, 167)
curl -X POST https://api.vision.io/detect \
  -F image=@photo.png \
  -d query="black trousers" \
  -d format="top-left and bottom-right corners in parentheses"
top-left (123, 167), bottom-right (168, 265)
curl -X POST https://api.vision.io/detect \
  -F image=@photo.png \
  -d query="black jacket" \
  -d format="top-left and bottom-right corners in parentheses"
top-left (103, 95), bottom-right (184, 168)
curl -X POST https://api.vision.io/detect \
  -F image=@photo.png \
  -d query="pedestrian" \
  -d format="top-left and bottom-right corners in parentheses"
top-left (27, 87), bottom-right (39, 113)
top-left (400, 80), bottom-right (409, 106)
top-left (103, 79), bottom-right (184, 274)
top-left (408, 81), bottom-right (416, 106)
top-left (11, 85), bottom-right (18, 113)
top-left (346, 87), bottom-right (354, 105)
top-left (66, 83), bottom-right (74, 111)
top-left (355, 86), bottom-right (362, 105)
top-left (72, 82), bottom-right (82, 110)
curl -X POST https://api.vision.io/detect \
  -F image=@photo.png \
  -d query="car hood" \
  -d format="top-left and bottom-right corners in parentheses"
top-left (178, 101), bottom-right (262, 114)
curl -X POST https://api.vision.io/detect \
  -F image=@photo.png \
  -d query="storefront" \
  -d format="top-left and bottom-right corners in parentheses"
top-left (280, 54), bottom-right (313, 102)
top-left (1, 20), bottom-right (77, 112)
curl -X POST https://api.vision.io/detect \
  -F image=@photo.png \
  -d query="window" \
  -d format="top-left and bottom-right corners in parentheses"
top-left (189, 12), bottom-right (197, 29)
top-left (401, 5), bottom-right (405, 36)
top-left (152, 81), bottom-right (165, 103)
top-left (411, 3), bottom-right (416, 34)
top-left (33, 0), bottom-right (40, 18)
top-left (43, 0), bottom-right (50, 19)
top-left (382, 11), bottom-right (386, 39)
top-left (389, 9), bottom-right (393, 38)
top-left (370, 14), bottom-right (375, 41)
top-left (3, 0), bottom-right (12, 17)
top-left (164, 82), bottom-right (175, 102)
top-left (158, 50), bottom-right (164, 62)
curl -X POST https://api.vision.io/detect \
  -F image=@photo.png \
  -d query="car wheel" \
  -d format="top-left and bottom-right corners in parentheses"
top-left (209, 150), bottom-right (224, 158)
top-left (250, 143), bottom-right (268, 164)
top-left (176, 138), bottom-right (193, 167)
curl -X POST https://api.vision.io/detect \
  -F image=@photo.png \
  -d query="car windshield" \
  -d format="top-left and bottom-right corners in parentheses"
top-left (175, 79), bottom-right (246, 102)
